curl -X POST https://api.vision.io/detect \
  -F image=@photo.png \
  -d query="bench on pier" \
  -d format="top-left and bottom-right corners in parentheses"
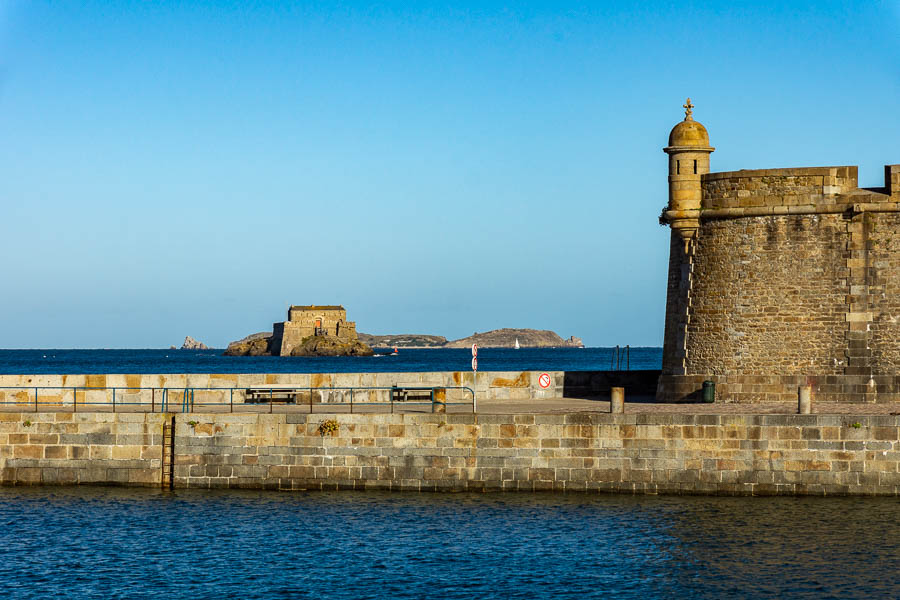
top-left (391, 386), bottom-right (435, 403)
top-left (244, 388), bottom-right (303, 404)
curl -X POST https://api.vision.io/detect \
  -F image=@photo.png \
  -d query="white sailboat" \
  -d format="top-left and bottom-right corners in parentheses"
top-left (514, 338), bottom-right (520, 349)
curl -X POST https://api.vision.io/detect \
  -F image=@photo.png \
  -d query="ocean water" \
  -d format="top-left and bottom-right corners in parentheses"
top-left (1, 487), bottom-right (897, 599)
top-left (0, 347), bottom-right (662, 374)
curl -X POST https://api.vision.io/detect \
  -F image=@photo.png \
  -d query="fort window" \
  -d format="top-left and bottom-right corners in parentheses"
top-left (676, 160), bottom-right (680, 175)
top-left (693, 160), bottom-right (697, 174)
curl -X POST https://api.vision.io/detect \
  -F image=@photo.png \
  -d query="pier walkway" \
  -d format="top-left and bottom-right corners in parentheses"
top-left (3, 395), bottom-right (900, 415)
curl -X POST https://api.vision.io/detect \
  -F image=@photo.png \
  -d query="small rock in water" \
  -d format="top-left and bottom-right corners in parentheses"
top-left (180, 336), bottom-right (210, 350)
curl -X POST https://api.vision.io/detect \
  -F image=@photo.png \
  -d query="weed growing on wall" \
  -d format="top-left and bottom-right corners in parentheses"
top-left (318, 419), bottom-right (339, 436)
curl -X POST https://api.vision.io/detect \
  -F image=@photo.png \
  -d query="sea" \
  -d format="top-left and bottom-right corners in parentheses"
top-left (0, 347), bottom-right (662, 374)
top-left (1, 487), bottom-right (897, 599)
top-left (7, 348), bottom-right (894, 599)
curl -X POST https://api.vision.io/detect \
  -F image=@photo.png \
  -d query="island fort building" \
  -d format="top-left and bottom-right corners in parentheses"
top-left (658, 99), bottom-right (900, 403)
top-left (271, 305), bottom-right (359, 356)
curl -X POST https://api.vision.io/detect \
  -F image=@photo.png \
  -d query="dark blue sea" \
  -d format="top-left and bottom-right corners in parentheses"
top-left (1, 487), bottom-right (896, 599)
top-left (0, 347), bottom-right (661, 374)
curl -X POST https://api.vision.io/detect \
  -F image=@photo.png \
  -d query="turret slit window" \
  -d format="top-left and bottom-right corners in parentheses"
top-left (693, 160), bottom-right (697, 174)
top-left (676, 160), bottom-right (680, 175)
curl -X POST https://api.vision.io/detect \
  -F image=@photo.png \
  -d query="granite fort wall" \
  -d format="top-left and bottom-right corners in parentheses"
top-left (4, 411), bottom-right (900, 496)
top-left (700, 166), bottom-right (860, 211)
top-left (660, 164), bottom-right (900, 403)
top-left (0, 371), bottom-right (563, 408)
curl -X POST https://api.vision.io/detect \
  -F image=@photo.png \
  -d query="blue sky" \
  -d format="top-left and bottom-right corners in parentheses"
top-left (1, 1), bottom-right (898, 348)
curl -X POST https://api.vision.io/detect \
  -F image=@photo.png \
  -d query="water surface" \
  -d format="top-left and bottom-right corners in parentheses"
top-left (1, 487), bottom-right (896, 599)
top-left (0, 347), bottom-right (662, 374)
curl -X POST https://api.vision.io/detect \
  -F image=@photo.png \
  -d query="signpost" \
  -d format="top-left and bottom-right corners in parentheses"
top-left (538, 373), bottom-right (552, 389)
top-left (471, 344), bottom-right (478, 412)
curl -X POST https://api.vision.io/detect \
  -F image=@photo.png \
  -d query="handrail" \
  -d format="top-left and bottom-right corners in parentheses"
top-left (0, 385), bottom-right (476, 414)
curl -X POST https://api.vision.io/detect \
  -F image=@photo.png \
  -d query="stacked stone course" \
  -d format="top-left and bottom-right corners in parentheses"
top-left (0, 412), bottom-right (163, 485)
top-left (4, 411), bottom-right (900, 495)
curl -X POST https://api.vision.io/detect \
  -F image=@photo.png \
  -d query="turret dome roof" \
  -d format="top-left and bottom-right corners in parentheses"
top-left (666, 98), bottom-right (711, 149)
top-left (668, 119), bottom-right (710, 147)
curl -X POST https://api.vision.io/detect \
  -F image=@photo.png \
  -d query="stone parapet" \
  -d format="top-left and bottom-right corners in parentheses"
top-left (0, 371), bottom-right (564, 407)
top-left (700, 166), bottom-right (864, 211)
top-left (887, 165), bottom-right (900, 198)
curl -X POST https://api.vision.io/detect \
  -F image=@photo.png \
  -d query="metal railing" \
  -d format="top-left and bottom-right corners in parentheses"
top-left (611, 345), bottom-right (630, 370)
top-left (0, 385), bottom-right (476, 414)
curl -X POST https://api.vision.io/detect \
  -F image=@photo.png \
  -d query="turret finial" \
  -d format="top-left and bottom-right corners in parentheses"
top-left (683, 98), bottom-right (694, 121)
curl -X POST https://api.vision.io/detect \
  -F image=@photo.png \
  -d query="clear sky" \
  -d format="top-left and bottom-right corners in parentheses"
top-left (1, 1), bottom-right (898, 348)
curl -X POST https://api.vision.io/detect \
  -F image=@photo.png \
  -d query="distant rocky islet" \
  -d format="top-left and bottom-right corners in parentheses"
top-left (221, 304), bottom-right (583, 356)
top-left (225, 327), bottom-right (583, 356)
top-left (170, 336), bottom-right (210, 350)
top-left (359, 329), bottom-right (583, 349)
top-left (223, 332), bottom-right (374, 357)
top-left (440, 329), bottom-right (583, 349)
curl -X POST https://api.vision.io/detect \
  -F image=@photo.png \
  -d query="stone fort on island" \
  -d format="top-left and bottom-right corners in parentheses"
top-left (272, 305), bottom-right (359, 356)
top-left (658, 99), bottom-right (900, 403)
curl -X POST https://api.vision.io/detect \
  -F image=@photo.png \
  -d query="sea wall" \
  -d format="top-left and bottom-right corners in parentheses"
top-left (0, 371), bottom-right (563, 407)
top-left (4, 411), bottom-right (900, 495)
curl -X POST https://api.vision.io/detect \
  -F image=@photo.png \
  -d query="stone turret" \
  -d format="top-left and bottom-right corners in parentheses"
top-left (657, 107), bottom-right (900, 404)
top-left (663, 98), bottom-right (715, 251)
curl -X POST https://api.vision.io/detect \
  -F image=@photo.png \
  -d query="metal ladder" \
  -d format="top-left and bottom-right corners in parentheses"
top-left (160, 416), bottom-right (175, 490)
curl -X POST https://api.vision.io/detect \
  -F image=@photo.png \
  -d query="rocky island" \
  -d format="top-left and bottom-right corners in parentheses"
top-left (357, 334), bottom-right (448, 348)
top-left (359, 328), bottom-right (583, 348)
top-left (226, 306), bottom-right (583, 355)
top-left (225, 306), bottom-right (374, 357)
top-left (444, 328), bottom-right (583, 348)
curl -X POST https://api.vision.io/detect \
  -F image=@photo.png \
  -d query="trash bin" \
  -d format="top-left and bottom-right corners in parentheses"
top-left (702, 380), bottom-right (715, 403)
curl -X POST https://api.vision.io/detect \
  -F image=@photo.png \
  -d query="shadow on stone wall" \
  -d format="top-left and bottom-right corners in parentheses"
top-left (563, 370), bottom-right (661, 401)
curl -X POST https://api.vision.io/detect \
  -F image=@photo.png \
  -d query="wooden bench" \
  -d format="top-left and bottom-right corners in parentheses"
top-left (391, 387), bottom-right (435, 403)
top-left (244, 388), bottom-right (303, 404)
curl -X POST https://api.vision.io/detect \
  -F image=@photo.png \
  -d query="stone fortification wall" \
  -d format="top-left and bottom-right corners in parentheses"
top-left (661, 164), bottom-right (900, 403)
top-left (687, 214), bottom-right (848, 376)
top-left (700, 166), bottom-right (859, 211)
top-left (5, 411), bottom-right (900, 496)
top-left (0, 371), bottom-right (563, 408)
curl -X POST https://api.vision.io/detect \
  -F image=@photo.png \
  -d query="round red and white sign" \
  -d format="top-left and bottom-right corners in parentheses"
top-left (538, 373), bottom-right (552, 389)
top-left (472, 343), bottom-right (478, 357)
top-left (471, 357), bottom-right (478, 371)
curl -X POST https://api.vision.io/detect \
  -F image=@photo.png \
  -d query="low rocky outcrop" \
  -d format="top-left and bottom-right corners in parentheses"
top-left (444, 328), bottom-right (584, 348)
top-left (225, 327), bottom-right (581, 354)
top-left (358, 333), bottom-right (448, 348)
top-left (180, 336), bottom-right (210, 350)
top-left (288, 335), bottom-right (375, 357)
top-left (224, 332), bottom-right (273, 356)
top-left (224, 332), bottom-right (374, 357)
